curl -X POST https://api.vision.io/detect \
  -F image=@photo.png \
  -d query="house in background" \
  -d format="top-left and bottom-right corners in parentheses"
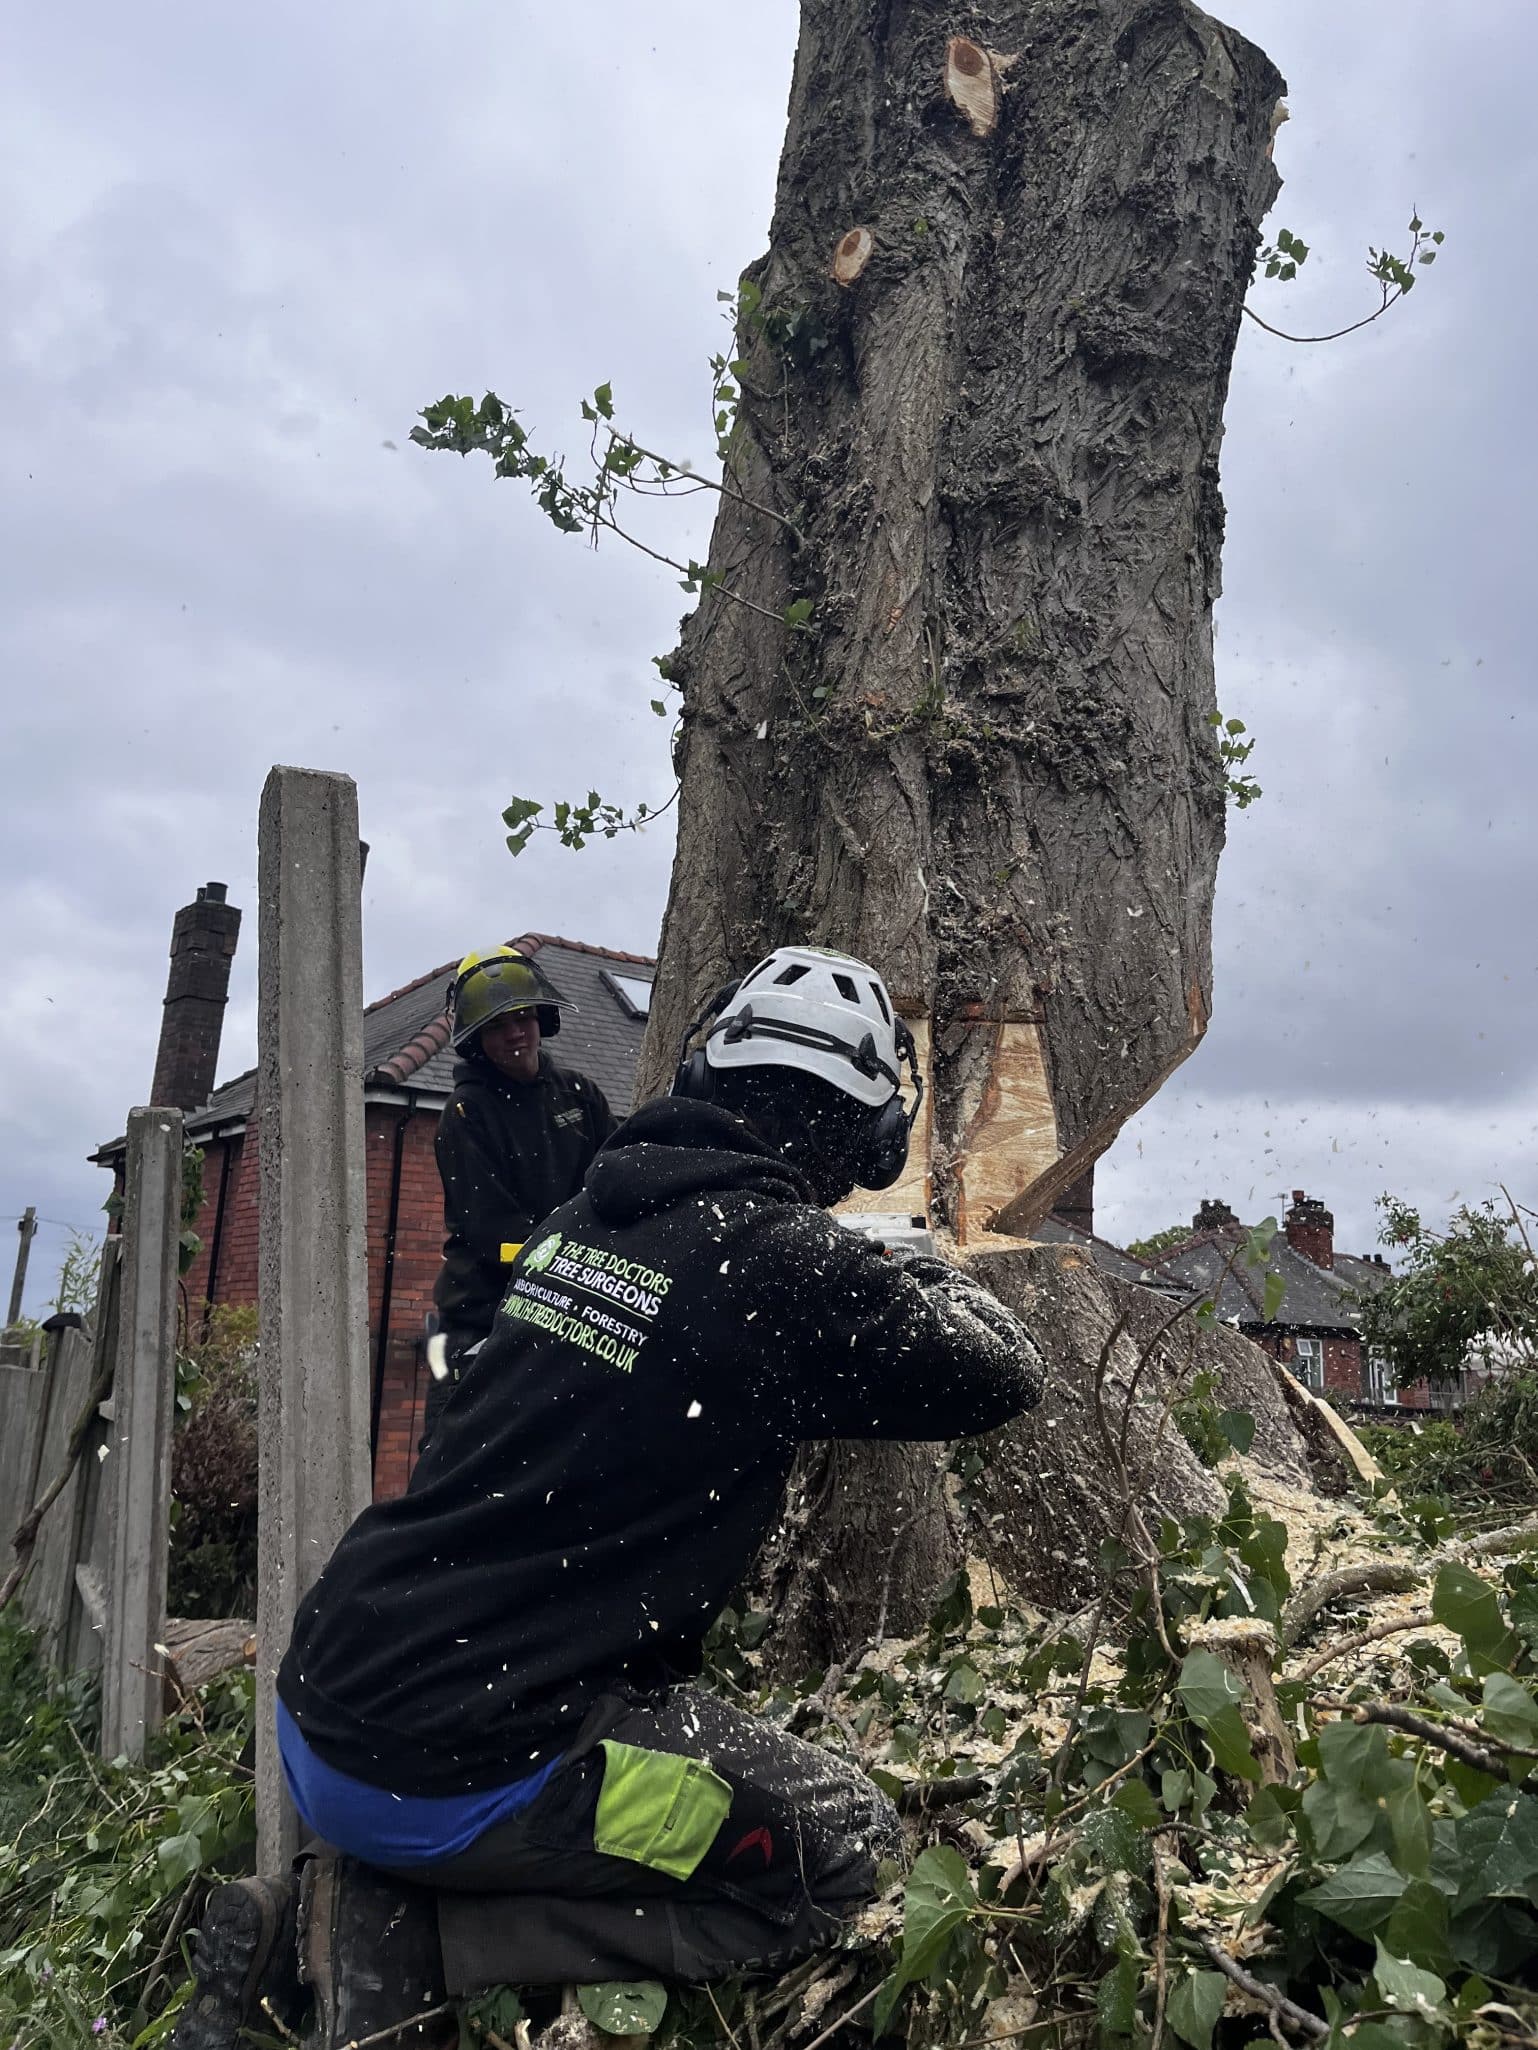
top-left (1045, 1189), bottom-right (1454, 1412)
top-left (94, 883), bottom-right (654, 1498)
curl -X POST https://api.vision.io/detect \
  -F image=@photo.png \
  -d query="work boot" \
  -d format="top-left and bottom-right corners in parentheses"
top-left (170, 1875), bottom-right (305, 2049)
top-left (300, 1855), bottom-right (455, 2047)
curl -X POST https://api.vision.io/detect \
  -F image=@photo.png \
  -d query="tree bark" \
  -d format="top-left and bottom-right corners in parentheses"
top-left (635, 0), bottom-right (1286, 1661)
top-left (640, 0), bottom-right (1284, 1237)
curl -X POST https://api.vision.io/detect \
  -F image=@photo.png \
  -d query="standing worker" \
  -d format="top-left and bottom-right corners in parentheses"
top-left (172, 945), bottom-right (1047, 2049)
top-left (427, 945), bottom-right (616, 1440)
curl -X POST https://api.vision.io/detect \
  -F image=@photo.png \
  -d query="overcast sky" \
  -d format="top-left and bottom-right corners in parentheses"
top-left (2, 2), bottom-right (1532, 1314)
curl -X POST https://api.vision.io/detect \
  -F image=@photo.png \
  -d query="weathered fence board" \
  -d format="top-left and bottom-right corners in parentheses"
top-left (101, 1107), bottom-right (184, 1761)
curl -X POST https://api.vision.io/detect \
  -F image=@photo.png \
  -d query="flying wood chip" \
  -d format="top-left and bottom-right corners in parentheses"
top-left (832, 225), bottom-right (874, 285)
top-left (943, 36), bottom-right (1017, 137)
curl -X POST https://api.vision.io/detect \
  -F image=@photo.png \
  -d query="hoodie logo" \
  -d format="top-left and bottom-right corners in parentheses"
top-left (726, 1826), bottom-right (774, 1869)
top-left (523, 1233), bottom-right (562, 1274)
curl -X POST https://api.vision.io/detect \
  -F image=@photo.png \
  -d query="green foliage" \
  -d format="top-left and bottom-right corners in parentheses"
top-left (1357, 1194), bottom-right (1538, 1394)
top-left (1205, 709), bottom-right (1261, 808)
top-left (169, 1305), bottom-right (260, 1619)
top-left (1251, 210), bottom-right (1446, 344)
top-left (46, 1229), bottom-right (103, 1320)
top-left (576, 1979), bottom-right (668, 2036)
top-left (1256, 225), bottom-right (1311, 283)
top-left (1125, 1224), bottom-right (1195, 1264)
top-left (1173, 1367), bottom-right (1256, 1467)
top-left (0, 1611), bottom-right (254, 2046)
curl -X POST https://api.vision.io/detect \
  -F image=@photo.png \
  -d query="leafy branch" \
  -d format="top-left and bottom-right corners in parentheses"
top-left (1246, 212), bottom-right (1445, 344)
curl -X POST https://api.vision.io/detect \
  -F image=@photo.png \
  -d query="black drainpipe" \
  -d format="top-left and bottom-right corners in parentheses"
top-left (201, 1131), bottom-right (236, 1340)
top-left (370, 1095), bottom-right (417, 1459)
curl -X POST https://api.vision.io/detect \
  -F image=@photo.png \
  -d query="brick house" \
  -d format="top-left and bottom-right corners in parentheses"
top-left (95, 885), bottom-right (654, 1499)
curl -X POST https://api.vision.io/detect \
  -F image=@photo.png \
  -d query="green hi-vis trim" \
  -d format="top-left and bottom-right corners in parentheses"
top-left (594, 1740), bottom-right (732, 1881)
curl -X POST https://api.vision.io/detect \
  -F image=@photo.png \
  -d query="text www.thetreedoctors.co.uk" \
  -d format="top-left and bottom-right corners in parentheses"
top-left (503, 1288), bottom-right (640, 1373)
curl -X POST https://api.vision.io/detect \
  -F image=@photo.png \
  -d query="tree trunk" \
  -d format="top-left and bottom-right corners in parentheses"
top-left (639, 0), bottom-right (1283, 1229)
top-left (636, 0), bottom-right (1285, 1663)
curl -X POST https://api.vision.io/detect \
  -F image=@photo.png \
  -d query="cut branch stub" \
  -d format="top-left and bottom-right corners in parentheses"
top-left (831, 226), bottom-right (874, 286)
top-left (944, 36), bottom-right (1016, 138)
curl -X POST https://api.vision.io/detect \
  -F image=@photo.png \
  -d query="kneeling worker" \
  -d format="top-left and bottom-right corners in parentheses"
top-left (175, 946), bottom-right (1047, 2048)
top-left (426, 944), bottom-right (616, 1441)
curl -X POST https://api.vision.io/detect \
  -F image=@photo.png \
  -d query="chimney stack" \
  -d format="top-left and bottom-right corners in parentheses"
top-left (1051, 1166), bottom-right (1095, 1236)
top-left (150, 882), bottom-right (242, 1111)
top-left (1195, 1198), bottom-right (1237, 1232)
top-left (1284, 1190), bottom-right (1335, 1271)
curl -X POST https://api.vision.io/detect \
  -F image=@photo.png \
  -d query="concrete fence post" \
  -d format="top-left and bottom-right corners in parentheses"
top-left (100, 1108), bottom-right (183, 1761)
top-left (255, 767), bottom-right (372, 1866)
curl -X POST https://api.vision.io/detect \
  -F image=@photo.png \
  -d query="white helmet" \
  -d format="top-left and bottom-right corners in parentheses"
top-left (699, 946), bottom-right (904, 1106)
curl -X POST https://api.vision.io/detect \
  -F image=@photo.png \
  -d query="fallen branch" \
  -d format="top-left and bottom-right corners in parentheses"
top-left (897, 1773), bottom-right (990, 1815)
top-left (1319, 1701), bottom-right (1511, 1780)
top-left (1278, 1563), bottom-right (1420, 1651)
top-left (1196, 1936), bottom-right (1328, 2041)
top-left (1288, 1608), bottom-right (1436, 1686)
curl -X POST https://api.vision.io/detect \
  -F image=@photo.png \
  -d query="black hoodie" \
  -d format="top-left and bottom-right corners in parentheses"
top-left (432, 1050), bottom-right (615, 1350)
top-left (278, 1098), bottom-right (1044, 1795)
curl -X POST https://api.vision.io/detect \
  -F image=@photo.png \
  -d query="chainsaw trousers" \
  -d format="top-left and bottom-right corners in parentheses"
top-left (382, 1687), bottom-right (902, 1993)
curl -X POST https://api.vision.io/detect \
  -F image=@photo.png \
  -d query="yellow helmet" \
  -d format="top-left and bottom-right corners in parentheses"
top-left (448, 946), bottom-right (567, 1051)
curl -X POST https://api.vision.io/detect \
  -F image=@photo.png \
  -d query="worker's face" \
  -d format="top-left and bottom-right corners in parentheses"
top-left (480, 1007), bottom-right (541, 1082)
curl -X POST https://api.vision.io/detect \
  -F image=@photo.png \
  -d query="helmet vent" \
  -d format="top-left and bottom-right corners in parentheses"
top-left (869, 981), bottom-right (891, 1024)
top-left (774, 963), bottom-right (811, 985)
top-left (832, 973), bottom-right (859, 1003)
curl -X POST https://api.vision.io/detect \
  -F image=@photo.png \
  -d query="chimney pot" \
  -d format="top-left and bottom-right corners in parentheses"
top-left (200, 880), bottom-right (228, 903)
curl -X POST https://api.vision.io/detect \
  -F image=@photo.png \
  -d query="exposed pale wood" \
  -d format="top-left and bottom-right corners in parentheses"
top-left (831, 226), bottom-right (873, 285)
top-left (943, 37), bottom-right (1000, 138)
top-left (161, 1616), bottom-right (256, 1706)
top-left (835, 1015), bottom-right (932, 1222)
top-left (949, 1020), bottom-right (1059, 1245)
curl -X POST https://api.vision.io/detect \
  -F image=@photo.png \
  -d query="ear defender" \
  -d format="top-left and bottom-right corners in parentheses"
top-left (851, 1020), bottom-right (922, 1189)
top-left (672, 979), bottom-right (742, 1100)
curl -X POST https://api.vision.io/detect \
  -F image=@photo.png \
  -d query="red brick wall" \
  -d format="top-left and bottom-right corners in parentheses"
top-left (182, 1135), bottom-right (260, 1320)
top-left (181, 1105), bottom-right (448, 1503)
top-left (1322, 1336), bottom-right (1363, 1398)
top-left (365, 1105), bottom-right (446, 1501)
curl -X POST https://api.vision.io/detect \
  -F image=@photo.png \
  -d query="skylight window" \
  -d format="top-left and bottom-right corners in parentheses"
top-left (604, 971), bottom-right (653, 1019)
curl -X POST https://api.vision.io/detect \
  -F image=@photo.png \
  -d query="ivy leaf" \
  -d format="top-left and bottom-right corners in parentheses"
top-left (1176, 1650), bottom-right (1261, 1781)
top-left (1432, 1563), bottom-right (1520, 1673)
top-left (1371, 1939), bottom-right (1447, 2018)
top-left (1453, 1790), bottom-right (1538, 1910)
top-left (783, 598), bottom-right (815, 627)
top-left (943, 1661), bottom-right (984, 1705)
top-left (576, 1981), bottom-right (667, 2036)
top-left (1384, 1878), bottom-right (1455, 1977)
top-left (157, 1832), bottom-right (204, 1890)
top-left (1166, 1969), bottom-right (1226, 2050)
top-left (1110, 1778), bottom-right (1161, 1830)
top-left (1387, 1783), bottom-right (1433, 1879)
top-left (1161, 1768), bottom-right (1192, 1814)
top-left (1216, 1408), bottom-right (1255, 1455)
top-left (1302, 1778), bottom-right (1377, 1861)
top-left (1482, 1672), bottom-right (1538, 1753)
top-left (591, 382), bottom-right (615, 421)
top-left (1262, 1270), bottom-right (1286, 1322)
top-left (898, 1844), bottom-right (977, 1981)
top-left (1096, 1953), bottom-right (1140, 2038)
top-left (1301, 1852), bottom-right (1408, 1938)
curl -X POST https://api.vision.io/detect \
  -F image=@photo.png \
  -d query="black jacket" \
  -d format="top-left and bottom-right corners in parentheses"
top-left (432, 1051), bottom-right (615, 1349)
top-left (279, 1097), bottom-right (1045, 1794)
